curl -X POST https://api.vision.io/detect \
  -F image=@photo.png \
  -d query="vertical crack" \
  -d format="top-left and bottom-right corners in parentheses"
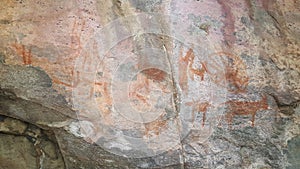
top-left (162, 44), bottom-right (185, 169)
top-left (34, 139), bottom-right (43, 169)
top-left (54, 131), bottom-right (67, 169)
top-left (34, 140), bottom-right (46, 169)
top-left (163, 44), bottom-right (181, 117)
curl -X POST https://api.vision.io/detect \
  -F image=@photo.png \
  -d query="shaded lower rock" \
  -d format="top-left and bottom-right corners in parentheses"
top-left (0, 112), bottom-right (299, 169)
top-left (0, 63), bottom-right (76, 124)
top-left (54, 128), bottom-right (185, 169)
top-left (0, 115), bottom-right (65, 169)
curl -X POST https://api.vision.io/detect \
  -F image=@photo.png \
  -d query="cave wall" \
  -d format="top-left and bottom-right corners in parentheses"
top-left (0, 0), bottom-right (299, 168)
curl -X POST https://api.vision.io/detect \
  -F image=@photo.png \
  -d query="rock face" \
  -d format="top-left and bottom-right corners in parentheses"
top-left (0, 0), bottom-right (299, 168)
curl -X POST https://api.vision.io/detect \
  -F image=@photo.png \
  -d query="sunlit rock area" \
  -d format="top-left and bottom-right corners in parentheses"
top-left (0, 0), bottom-right (299, 168)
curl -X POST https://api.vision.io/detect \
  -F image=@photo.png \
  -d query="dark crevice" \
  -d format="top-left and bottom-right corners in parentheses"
top-left (53, 129), bottom-right (68, 169)
top-left (268, 92), bottom-right (300, 108)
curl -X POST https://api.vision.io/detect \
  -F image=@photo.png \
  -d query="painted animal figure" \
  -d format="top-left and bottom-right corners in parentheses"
top-left (185, 100), bottom-right (210, 127)
top-left (225, 95), bottom-right (269, 128)
top-left (205, 52), bottom-right (249, 94)
top-left (225, 66), bottom-right (249, 93)
top-left (178, 48), bottom-right (208, 94)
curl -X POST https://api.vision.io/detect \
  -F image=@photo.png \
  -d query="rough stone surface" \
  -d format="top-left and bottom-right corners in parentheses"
top-left (0, 0), bottom-right (299, 168)
top-left (0, 115), bottom-right (65, 169)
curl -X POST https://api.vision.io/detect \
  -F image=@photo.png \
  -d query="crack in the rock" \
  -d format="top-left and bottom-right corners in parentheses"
top-left (54, 130), bottom-right (68, 169)
top-left (162, 44), bottom-right (185, 169)
top-left (163, 44), bottom-right (181, 118)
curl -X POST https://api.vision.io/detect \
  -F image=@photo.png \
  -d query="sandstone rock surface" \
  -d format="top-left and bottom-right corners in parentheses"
top-left (0, 0), bottom-right (299, 168)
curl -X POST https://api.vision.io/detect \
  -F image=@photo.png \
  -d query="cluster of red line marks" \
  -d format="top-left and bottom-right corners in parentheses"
top-left (224, 95), bottom-right (269, 128)
top-left (178, 47), bottom-right (208, 95)
top-left (185, 100), bottom-right (211, 128)
top-left (51, 70), bottom-right (80, 88)
top-left (11, 43), bottom-right (32, 65)
top-left (94, 80), bottom-right (112, 105)
top-left (70, 18), bottom-right (85, 61)
top-left (51, 16), bottom-right (89, 89)
top-left (11, 41), bottom-right (84, 97)
top-left (94, 64), bottom-right (173, 137)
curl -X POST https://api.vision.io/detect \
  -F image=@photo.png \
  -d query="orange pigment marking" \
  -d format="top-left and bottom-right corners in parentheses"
top-left (225, 66), bottom-right (249, 93)
top-left (70, 18), bottom-right (85, 54)
top-left (94, 81), bottom-right (112, 105)
top-left (206, 52), bottom-right (249, 93)
top-left (128, 72), bottom-right (151, 106)
top-left (225, 95), bottom-right (268, 128)
top-left (178, 48), bottom-right (208, 94)
top-left (11, 43), bottom-right (32, 65)
top-left (178, 47), bottom-right (190, 95)
top-left (186, 100), bottom-right (210, 127)
top-left (141, 68), bottom-right (167, 82)
top-left (52, 78), bottom-right (73, 87)
top-left (189, 62), bottom-right (208, 81)
top-left (144, 115), bottom-right (168, 137)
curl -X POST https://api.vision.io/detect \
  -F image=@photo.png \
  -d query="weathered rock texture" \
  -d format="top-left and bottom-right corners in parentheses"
top-left (0, 0), bottom-right (299, 169)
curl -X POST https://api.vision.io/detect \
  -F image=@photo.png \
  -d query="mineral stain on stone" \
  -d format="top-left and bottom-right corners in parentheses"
top-left (129, 0), bottom-right (162, 12)
top-left (217, 0), bottom-right (236, 47)
top-left (70, 18), bottom-right (85, 58)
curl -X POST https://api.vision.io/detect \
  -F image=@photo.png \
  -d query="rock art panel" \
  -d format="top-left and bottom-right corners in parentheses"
top-left (0, 0), bottom-right (299, 168)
